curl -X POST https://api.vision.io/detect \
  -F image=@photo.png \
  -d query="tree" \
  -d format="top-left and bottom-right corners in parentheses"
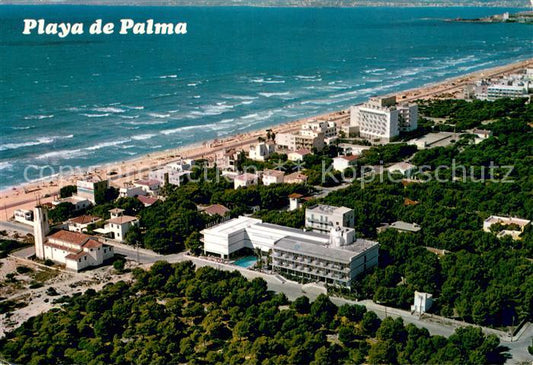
top-left (184, 231), bottom-right (203, 256)
top-left (310, 294), bottom-right (337, 328)
top-left (48, 202), bottom-right (75, 223)
top-left (113, 259), bottom-right (125, 273)
top-left (368, 340), bottom-right (397, 365)
top-left (291, 296), bottom-right (310, 314)
top-left (59, 185), bottom-right (77, 198)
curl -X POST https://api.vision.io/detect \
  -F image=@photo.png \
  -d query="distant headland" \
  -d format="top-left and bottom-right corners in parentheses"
top-left (447, 10), bottom-right (533, 23)
top-left (2, 0), bottom-right (531, 7)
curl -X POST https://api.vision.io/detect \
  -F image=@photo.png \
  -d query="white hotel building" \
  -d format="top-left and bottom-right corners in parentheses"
top-left (350, 96), bottom-right (418, 141)
top-left (201, 216), bottom-right (378, 288)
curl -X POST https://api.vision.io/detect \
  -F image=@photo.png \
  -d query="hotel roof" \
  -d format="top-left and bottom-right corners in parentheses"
top-left (484, 216), bottom-right (530, 228)
top-left (306, 204), bottom-right (353, 215)
top-left (389, 221), bottom-right (421, 232)
top-left (201, 216), bottom-right (262, 236)
top-left (274, 237), bottom-right (378, 264)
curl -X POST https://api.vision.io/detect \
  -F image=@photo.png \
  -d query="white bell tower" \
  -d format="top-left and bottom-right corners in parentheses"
top-left (33, 206), bottom-right (49, 259)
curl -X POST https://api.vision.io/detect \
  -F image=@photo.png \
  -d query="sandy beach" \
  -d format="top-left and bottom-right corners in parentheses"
top-left (1, 58), bottom-right (531, 221)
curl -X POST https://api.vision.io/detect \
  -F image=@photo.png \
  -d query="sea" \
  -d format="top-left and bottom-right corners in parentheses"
top-left (1, 5), bottom-right (531, 189)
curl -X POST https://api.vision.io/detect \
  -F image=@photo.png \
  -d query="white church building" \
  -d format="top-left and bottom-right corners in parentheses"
top-left (33, 206), bottom-right (114, 272)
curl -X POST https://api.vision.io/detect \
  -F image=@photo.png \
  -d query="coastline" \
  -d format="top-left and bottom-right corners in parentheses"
top-left (1, 57), bottom-right (531, 221)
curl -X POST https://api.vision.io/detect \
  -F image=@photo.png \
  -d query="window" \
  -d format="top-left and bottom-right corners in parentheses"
top-left (84, 256), bottom-right (87, 260)
top-left (79, 258), bottom-right (81, 262)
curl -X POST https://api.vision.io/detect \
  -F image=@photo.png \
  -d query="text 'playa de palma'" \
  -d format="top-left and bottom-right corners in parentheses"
top-left (22, 19), bottom-right (188, 38)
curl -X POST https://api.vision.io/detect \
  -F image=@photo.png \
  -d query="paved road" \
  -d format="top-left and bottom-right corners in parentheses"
top-left (0, 221), bottom-right (32, 235)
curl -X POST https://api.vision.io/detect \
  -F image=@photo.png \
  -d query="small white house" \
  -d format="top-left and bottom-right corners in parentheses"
top-left (249, 142), bottom-right (275, 161)
top-left (66, 215), bottom-right (101, 233)
top-left (262, 170), bottom-right (285, 186)
top-left (333, 155), bottom-right (358, 172)
top-left (96, 208), bottom-right (139, 242)
top-left (388, 162), bottom-right (416, 176)
top-left (119, 185), bottom-right (147, 198)
top-left (288, 193), bottom-right (303, 211)
top-left (234, 173), bottom-right (259, 189)
top-left (411, 291), bottom-right (433, 315)
top-left (14, 209), bottom-right (34, 226)
top-left (288, 149), bottom-right (311, 162)
top-left (133, 179), bottom-right (161, 194)
top-left (284, 172), bottom-right (308, 185)
top-left (483, 215), bottom-right (531, 240)
top-left (52, 195), bottom-right (91, 211)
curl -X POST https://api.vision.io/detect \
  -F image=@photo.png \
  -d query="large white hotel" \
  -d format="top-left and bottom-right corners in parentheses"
top-left (350, 96), bottom-right (418, 142)
top-left (201, 205), bottom-right (378, 288)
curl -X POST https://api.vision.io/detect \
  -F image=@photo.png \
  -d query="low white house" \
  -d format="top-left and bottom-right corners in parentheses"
top-left (52, 195), bottom-right (91, 211)
top-left (262, 170), bottom-right (285, 186)
top-left (288, 193), bottom-right (303, 211)
top-left (284, 172), bottom-right (308, 185)
top-left (119, 185), bottom-right (147, 198)
top-left (333, 155), bottom-right (358, 172)
top-left (288, 149), bottom-right (311, 162)
top-left (483, 215), bottom-right (531, 240)
top-left (96, 208), bottom-right (139, 242)
top-left (66, 215), bottom-right (101, 233)
top-left (133, 179), bottom-right (161, 194)
top-left (388, 162), bottom-right (416, 176)
top-left (234, 173), bottom-right (259, 189)
top-left (14, 209), bottom-right (33, 226)
top-left (249, 142), bottom-right (275, 161)
top-left (411, 291), bottom-right (433, 315)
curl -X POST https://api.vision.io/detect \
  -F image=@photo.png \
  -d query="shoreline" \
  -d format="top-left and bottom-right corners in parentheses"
top-left (1, 57), bottom-right (531, 221)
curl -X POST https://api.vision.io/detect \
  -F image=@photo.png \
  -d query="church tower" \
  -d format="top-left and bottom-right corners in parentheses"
top-left (33, 206), bottom-right (49, 259)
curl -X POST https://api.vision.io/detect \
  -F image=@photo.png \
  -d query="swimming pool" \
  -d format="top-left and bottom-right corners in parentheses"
top-left (233, 256), bottom-right (257, 268)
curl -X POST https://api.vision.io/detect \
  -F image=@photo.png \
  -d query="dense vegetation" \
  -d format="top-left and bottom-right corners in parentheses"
top-left (321, 99), bottom-right (532, 327)
top-left (0, 261), bottom-right (508, 365)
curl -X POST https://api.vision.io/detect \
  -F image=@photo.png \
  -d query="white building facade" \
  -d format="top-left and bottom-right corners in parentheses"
top-left (305, 204), bottom-right (355, 234)
top-left (201, 216), bottom-right (379, 288)
top-left (33, 207), bottom-right (114, 272)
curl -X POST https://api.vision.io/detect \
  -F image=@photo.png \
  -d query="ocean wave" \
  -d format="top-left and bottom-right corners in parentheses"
top-left (92, 107), bottom-right (125, 113)
top-left (81, 113), bottom-right (110, 118)
top-left (12, 125), bottom-right (34, 130)
top-left (159, 74), bottom-right (178, 79)
top-left (86, 139), bottom-right (131, 151)
top-left (124, 105), bottom-right (145, 110)
top-left (259, 92), bottom-right (290, 98)
top-left (295, 75), bottom-right (318, 79)
top-left (160, 125), bottom-right (197, 135)
top-left (24, 114), bottom-right (54, 120)
top-left (124, 120), bottom-right (167, 126)
top-left (119, 115), bottom-right (140, 119)
top-left (131, 133), bottom-right (157, 141)
top-left (364, 68), bottom-right (386, 74)
top-left (0, 135), bottom-right (73, 151)
top-left (224, 95), bottom-right (258, 101)
top-left (36, 148), bottom-right (87, 160)
top-left (0, 161), bottom-right (13, 171)
top-left (147, 112), bottom-right (171, 118)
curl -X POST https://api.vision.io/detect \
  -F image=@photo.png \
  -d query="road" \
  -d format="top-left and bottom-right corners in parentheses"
top-left (0, 221), bottom-right (32, 235)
